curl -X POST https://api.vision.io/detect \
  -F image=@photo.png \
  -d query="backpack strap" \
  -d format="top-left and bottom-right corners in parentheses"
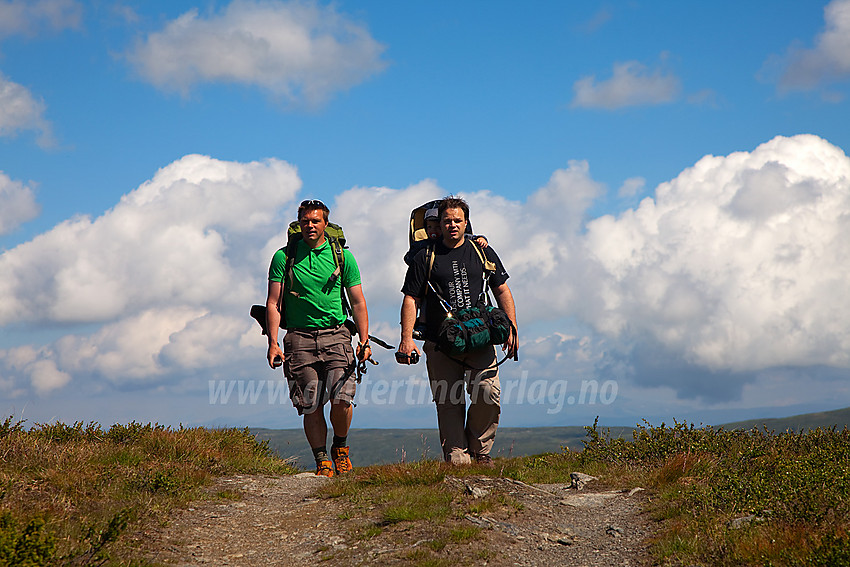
top-left (413, 243), bottom-right (437, 330)
top-left (328, 235), bottom-right (345, 282)
top-left (468, 237), bottom-right (497, 306)
top-left (283, 237), bottom-right (301, 297)
top-left (327, 234), bottom-right (351, 317)
top-left (469, 237), bottom-right (496, 274)
top-left (275, 236), bottom-right (301, 326)
top-left (420, 237), bottom-right (493, 305)
top-left (424, 243), bottom-right (436, 290)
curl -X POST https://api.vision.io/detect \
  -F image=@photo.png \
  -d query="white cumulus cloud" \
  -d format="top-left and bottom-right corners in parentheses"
top-left (771, 0), bottom-right (850, 93)
top-left (618, 177), bottom-right (645, 198)
top-left (1, 346), bottom-right (70, 395)
top-left (0, 171), bottom-right (40, 234)
top-left (3, 135), bottom-right (850, 409)
top-left (0, 154), bottom-right (300, 326)
top-left (126, 0), bottom-right (387, 106)
top-left (584, 134), bottom-right (850, 373)
top-left (54, 307), bottom-right (209, 382)
top-left (327, 160), bottom-right (606, 325)
top-left (0, 154), bottom-right (300, 393)
top-left (28, 360), bottom-right (71, 394)
top-left (338, 135), bottom-right (850, 403)
top-left (0, 155), bottom-right (301, 393)
top-left (0, 0), bottom-right (82, 38)
top-left (0, 73), bottom-right (54, 146)
top-left (571, 60), bottom-right (681, 109)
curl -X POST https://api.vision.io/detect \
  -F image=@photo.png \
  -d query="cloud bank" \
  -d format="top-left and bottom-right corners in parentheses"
top-left (1, 135), bottom-right (849, 414)
top-left (0, 155), bottom-right (299, 389)
top-left (584, 134), bottom-right (850, 375)
top-left (126, 0), bottom-right (387, 105)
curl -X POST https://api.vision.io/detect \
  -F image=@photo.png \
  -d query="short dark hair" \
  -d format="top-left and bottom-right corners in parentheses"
top-left (438, 196), bottom-right (469, 222)
top-left (297, 199), bottom-right (329, 222)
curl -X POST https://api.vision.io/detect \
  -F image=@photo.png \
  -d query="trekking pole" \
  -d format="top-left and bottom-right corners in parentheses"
top-left (368, 335), bottom-right (394, 349)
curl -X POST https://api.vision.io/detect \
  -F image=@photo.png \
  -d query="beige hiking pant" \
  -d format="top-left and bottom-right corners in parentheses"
top-left (423, 341), bottom-right (501, 465)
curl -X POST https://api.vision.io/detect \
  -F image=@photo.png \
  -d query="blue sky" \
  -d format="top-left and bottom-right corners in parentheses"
top-left (2, 0), bottom-right (850, 431)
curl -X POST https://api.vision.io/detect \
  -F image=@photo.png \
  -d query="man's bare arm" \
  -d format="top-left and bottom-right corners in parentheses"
top-left (347, 284), bottom-right (372, 362)
top-left (266, 280), bottom-right (284, 368)
top-left (492, 282), bottom-right (518, 358)
top-left (398, 295), bottom-right (422, 362)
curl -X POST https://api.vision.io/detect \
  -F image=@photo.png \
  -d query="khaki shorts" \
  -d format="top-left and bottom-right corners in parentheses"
top-left (283, 325), bottom-right (356, 415)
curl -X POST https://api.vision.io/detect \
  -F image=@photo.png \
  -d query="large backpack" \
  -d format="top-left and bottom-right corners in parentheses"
top-left (408, 201), bottom-right (489, 339)
top-left (250, 220), bottom-right (349, 334)
top-left (407, 200), bottom-right (473, 251)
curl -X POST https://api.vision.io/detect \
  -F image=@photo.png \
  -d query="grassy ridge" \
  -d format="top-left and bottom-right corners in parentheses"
top-left (0, 418), bottom-right (296, 566)
top-left (3, 415), bottom-right (850, 566)
top-left (310, 419), bottom-right (850, 566)
top-left (254, 406), bottom-right (850, 469)
top-left (582, 419), bottom-right (850, 565)
top-left (720, 405), bottom-right (850, 432)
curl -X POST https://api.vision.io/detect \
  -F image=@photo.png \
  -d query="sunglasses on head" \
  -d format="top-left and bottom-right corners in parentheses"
top-left (300, 199), bottom-right (326, 208)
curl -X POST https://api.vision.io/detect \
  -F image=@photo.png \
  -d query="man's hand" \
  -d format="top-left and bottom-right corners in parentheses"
top-left (491, 282), bottom-right (518, 360)
top-left (267, 344), bottom-right (284, 369)
top-left (398, 294), bottom-right (423, 364)
top-left (503, 326), bottom-right (519, 360)
top-left (397, 337), bottom-right (422, 364)
top-left (356, 342), bottom-right (373, 364)
top-left (474, 235), bottom-right (489, 248)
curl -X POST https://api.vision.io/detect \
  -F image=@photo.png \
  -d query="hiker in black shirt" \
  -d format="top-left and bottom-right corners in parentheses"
top-left (399, 196), bottom-right (518, 466)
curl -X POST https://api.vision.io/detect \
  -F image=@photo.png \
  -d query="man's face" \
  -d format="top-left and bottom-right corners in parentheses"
top-left (299, 208), bottom-right (328, 247)
top-left (440, 207), bottom-right (467, 245)
top-left (425, 218), bottom-right (442, 239)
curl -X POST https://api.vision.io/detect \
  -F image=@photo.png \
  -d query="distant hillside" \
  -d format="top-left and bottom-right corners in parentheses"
top-left (252, 407), bottom-right (850, 469)
top-left (718, 406), bottom-right (850, 432)
top-left (252, 425), bottom-right (634, 468)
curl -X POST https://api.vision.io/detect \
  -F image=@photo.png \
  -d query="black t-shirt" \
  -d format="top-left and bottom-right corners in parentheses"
top-left (401, 238), bottom-right (509, 341)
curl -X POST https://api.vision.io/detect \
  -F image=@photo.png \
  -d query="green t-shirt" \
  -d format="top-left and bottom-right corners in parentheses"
top-left (268, 238), bottom-right (361, 329)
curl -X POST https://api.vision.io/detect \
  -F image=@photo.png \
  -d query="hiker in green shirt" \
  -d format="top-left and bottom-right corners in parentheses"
top-left (266, 199), bottom-right (372, 477)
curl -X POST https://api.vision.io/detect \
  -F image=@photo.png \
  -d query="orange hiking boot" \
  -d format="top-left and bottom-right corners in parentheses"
top-left (474, 453), bottom-right (494, 468)
top-left (316, 460), bottom-right (334, 477)
top-left (331, 446), bottom-right (352, 475)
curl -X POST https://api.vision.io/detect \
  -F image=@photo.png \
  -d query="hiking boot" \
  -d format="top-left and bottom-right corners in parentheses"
top-left (316, 460), bottom-right (334, 477)
top-left (475, 453), bottom-right (494, 468)
top-left (331, 446), bottom-right (353, 475)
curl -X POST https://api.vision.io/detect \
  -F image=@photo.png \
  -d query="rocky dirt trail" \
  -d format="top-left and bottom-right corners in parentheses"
top-left (139, 472), bottom-right (654, 566)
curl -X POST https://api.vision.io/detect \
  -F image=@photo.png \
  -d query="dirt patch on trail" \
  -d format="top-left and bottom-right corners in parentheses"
top-left (139, 473), bottom-right (655, 566)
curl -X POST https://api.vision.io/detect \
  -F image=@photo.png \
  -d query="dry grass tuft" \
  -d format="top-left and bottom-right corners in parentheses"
top-left (0, 417), bottom-right (296, 565)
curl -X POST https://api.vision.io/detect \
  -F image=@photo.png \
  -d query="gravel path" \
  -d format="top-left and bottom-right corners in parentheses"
top-left (139, 473), bottom-right (654, 566)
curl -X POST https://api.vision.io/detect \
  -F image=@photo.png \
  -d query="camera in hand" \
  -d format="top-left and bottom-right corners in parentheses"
top-left (272, 355), bottom-right (282, 368)
top-left (395, 350), bottom-right (419, 364)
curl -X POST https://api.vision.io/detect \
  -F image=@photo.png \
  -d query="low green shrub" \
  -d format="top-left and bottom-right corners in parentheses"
top-left (0, 512), bottom-right (55, 566)
top-left (580, 418), bottom-right (850, 566)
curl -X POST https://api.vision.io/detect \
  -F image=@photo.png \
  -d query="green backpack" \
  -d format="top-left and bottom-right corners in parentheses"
top-left (250, 220), bottom-right (349, 334)
top-left (282, 220), bottom-right (348, 305)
